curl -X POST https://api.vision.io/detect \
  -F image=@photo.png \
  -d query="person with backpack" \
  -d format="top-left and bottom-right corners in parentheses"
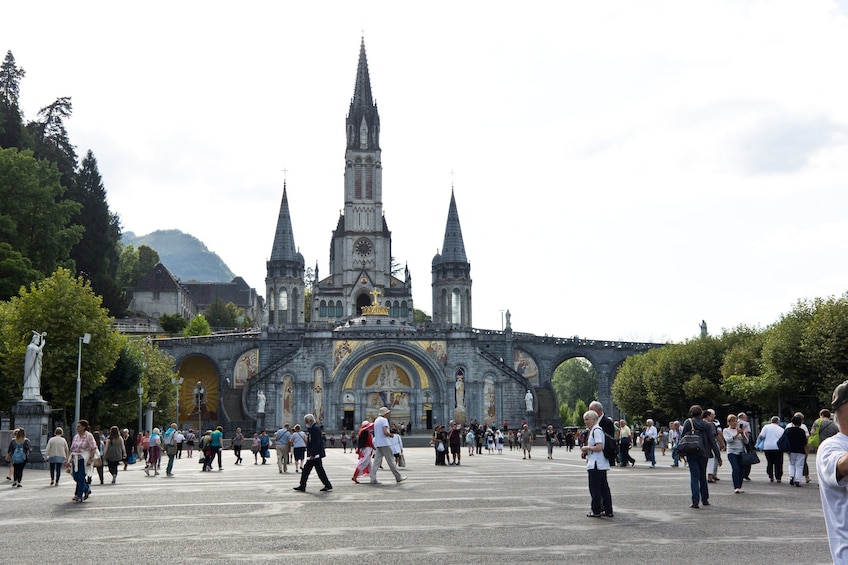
top-left (680, 405), bottom-right (722, 508)
top-left (7, 427), bottom-right (31, 487)
top-left (581, 410), bottom-right (613, 518)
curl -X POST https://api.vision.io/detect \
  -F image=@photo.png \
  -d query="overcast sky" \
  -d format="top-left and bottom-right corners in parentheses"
top-left (6, 1), bottom-right (848, 343)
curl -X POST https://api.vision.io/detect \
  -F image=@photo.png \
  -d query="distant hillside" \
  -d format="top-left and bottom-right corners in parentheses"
top-left (123, 229), bottom-right (236, 283)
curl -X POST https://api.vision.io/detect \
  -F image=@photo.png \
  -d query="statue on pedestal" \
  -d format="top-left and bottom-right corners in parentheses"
top-left (23, 331), bottom-right (47, 401)
top-left (525, 389), bottom-right (534, 413)
top-left (257, 390), bottom-right (266, 414)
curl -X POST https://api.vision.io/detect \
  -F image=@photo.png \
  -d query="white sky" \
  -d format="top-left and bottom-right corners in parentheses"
top-left (6, 1), bottom-right (848, 343)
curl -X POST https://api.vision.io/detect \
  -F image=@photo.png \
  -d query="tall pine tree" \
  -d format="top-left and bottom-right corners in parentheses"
top-left (0, 51), bottom-right (26, 149)
top-left (69, 150), bottom-right (124, 314)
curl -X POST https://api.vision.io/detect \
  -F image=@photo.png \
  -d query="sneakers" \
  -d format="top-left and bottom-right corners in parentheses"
top-left (397, 476), bottom-right (407, 483)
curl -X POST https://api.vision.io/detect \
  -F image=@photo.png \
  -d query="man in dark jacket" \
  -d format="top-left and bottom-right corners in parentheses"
top-left (293, 414), bottom-right (333, 492)
top-left (680, 405), bottom-right (722, 508)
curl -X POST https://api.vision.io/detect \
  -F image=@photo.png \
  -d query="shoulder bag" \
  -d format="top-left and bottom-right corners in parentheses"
top-left (676, 419), bottom-right (704, 457)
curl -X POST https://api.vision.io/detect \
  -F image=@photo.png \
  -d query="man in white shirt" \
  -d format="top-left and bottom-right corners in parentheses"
top-left (817, 380), bottom-right (848, 562)
top-left (370, 407), bottom-right (406, 484)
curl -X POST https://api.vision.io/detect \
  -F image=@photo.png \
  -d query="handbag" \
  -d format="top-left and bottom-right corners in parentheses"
top-left (676, 419), bottom-right (704, 457)
top-left (437, 442), bottom-right (445, 453)
top-left (755, 436), bottom-right (764, 451)
top-left (776, 430), bottom-right (790, 452)
top-left (740, 450), bottom-right (760, 466)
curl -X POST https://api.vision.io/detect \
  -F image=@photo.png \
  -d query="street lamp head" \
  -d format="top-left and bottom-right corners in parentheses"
top-left (82, 333), bottom-right (91, 345)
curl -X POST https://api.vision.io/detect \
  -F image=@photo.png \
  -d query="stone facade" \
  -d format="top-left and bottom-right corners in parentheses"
top-left (153, 40), bottom-right (664, 434)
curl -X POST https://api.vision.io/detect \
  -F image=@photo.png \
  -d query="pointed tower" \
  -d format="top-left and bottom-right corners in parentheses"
top-left (266, 181), bottom-right (305, 327)
top-left (311, 38), bottom-right (413, 323)
top-left (431, 190), bottom-right (472, 326)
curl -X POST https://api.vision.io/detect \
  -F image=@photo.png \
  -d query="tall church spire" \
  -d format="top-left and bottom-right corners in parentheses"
top-left (270, 182), bottom-right (299, 262)
top-left (439, 189), bottom-right (467, 263)
top-left (266, 181), bottom-right (305, 328)
top-left (347, 37), bottom-right (380, 151)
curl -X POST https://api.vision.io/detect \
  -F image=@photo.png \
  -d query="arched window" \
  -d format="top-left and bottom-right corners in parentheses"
top-left (279, 288), bottom-right (288, 311)
top-left (400, 301), bottom-right (408, 318)
top-left (319, 300), bottom-right (327, 317)
top-left (335, 301), bottom-right (343, 317)
top-left (451, 289), bottom-right (462, 324)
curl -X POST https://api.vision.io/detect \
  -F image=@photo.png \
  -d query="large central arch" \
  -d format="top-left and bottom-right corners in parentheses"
top-left (329, 341), bottom-right (448, 430)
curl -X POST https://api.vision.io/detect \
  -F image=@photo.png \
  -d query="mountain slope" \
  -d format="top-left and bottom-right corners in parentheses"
top-left (123, 229), bottom-right (236, 283)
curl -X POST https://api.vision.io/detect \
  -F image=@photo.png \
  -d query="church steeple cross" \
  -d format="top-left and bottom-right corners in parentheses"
top-left (369, 287), bottom-right (382, 305)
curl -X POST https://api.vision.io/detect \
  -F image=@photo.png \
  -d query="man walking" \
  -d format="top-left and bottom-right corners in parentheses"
top-left (447, 420), bottom-right (462, 466)
top-left (163, 423), bottom-right (178, 477)
top-left (371, 407), bottom-right (406, 484)
top-left (642, 419), bottom-right (658, 468)
top-left (275, 423), bottom-right (292, 473)
top-left (293, 414), bottom-right (332, 492)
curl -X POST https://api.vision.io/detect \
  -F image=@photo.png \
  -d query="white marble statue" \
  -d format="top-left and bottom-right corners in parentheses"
top-left (257, 390), bottom-right (266, 414)
top-left (524, 389), bottom-right (534, 412)
top-left (23, 331), bottom-right (47, 401)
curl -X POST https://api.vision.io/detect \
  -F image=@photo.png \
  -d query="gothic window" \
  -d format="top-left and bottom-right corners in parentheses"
top-left (335, 301), bottom-right (343, 317)
top-left (400, 301), bottom-right (408, 318)
top-left (354, 164), bottom-right (362, 198)
top-left (279, 288), bottom-right (288, 311)
top-left (365, 164), bottom-right (373, 199)
top-left (451, 289), bottom-right (462, 324)
top-left (319, 300), bottom-right (327, 317)
top-left (393, 300), bottom-right (400, 317)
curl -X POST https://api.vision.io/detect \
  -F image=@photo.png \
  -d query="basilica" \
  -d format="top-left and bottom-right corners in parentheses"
top-left (157, 40), bottom-right (657, 434)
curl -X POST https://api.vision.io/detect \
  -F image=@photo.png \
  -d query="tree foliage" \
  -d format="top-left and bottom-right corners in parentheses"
top-left (68, 150), bottom-right (123, 315)
top-left (0, 147), bottom-right (83, 276)
top-left (0, 51), bottom-right (26, 149)
top-left (158, 313), bottom-right (187, 335)
top-left (0, 268), bottom-right (122, 413)
top-left (551, 357), bottom-right (598, 408)
top-left (117, 243), bottom-right (160, 290)
top-left (184, 314), bottom-right (211, 337)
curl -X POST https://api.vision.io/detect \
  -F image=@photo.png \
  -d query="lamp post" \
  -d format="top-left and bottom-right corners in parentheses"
top-left (171, 377), bottom-right (184, 427)
top-left (75, 333), bottom-right (91, 425)
top-left (137, 384), bottom-right (144, 435)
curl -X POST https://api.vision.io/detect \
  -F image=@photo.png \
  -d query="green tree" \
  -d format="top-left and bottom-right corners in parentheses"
top-left (0, 267), bottom-right (122, 413)
top-left (0, 51), bottom-right (26, 149)
top-left (0, 147), bottom-right (83, 275)
top-left (68, 150), bottom-right (124, 315)
top-left (551, 357), bottom-right (598, 408)
top-left (204, 297), bottom-right (233, 329)
top-left (92, 336), bottom-right (177, 432)
top-left (573, 399), bottom-right (589, 427)
top-left (800, 294), bottom-right (848, 409)
top-left (158, 313), bottom-right (187, 334)
top-left (184, 313), bottom-right (211, 337)
top-left (559, 402), bottom-right (572, 427)
top-left (414, 309), bottom-right (432, 324)
top-left (26, 96), bottom-right (77, 189)
top-left (0, 242), bottom-right (41, 300)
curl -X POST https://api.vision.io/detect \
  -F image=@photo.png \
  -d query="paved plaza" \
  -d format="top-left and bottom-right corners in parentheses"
top-left (2, 442), bottom-right (833, 564)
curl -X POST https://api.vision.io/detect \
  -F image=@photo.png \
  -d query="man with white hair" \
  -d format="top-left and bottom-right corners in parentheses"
top-left (293, 414), bottom-right (333, 492)
top-left (817, 380), bottom-right (848, 562)
top-left (589, 401), bottom-right (617, 466)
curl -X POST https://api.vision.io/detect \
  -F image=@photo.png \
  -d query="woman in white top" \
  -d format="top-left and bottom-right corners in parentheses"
top-left (758, 416), bottom-right (786, 482)
top-left (581, 410), bottom-right (613, 518)
top-left (44, 427), bottom-right (70, 486)
top-left (723, 414), bottom-right (748, 493)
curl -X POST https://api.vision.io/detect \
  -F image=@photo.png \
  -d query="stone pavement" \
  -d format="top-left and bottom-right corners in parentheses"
top-left (0, 444), bottom-right (833, 564)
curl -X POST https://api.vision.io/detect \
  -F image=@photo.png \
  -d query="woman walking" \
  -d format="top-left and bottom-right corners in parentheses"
top-left (785, 413), bottom-right (809, 487)
top-left (44, 427), bottom-right (70, 486)
top-left (680, 405), bottom-right (722, 508)
top-left (291, 425), bottom-right (307, 471)
top-left (7, 428), bottom-right (31, 487)
top-left (66, 420), bottom-right (98, 503)
top-left (723, 414), bottom-right (748, 493)
top-left (352, 421), bottom-right (373, 483)
top-left (104, 426), bottom-right (126, 484)
top-left (545, 425), bottom-right (556, 459)
top-left (145, 427), bottom-right (161, 476)
top-left (232, 427), bottom-right (244, 465)
top-left (185, 429), bottom-right (196, 458)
